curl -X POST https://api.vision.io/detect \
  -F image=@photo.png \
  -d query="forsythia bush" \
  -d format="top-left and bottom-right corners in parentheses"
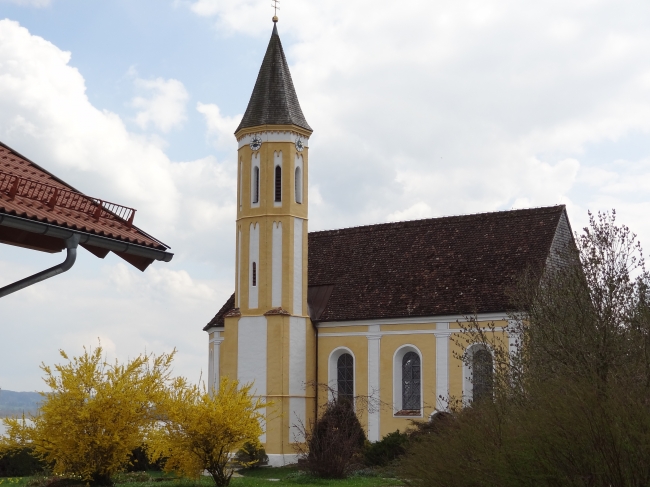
top-left (0, 346), bottom-right (174, 485)
top-left (148, 378), bottom-right (265, 487)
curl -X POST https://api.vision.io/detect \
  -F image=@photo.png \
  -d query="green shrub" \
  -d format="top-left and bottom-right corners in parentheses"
top-left (297, 398), bottom-right (366, 478)
top-left (398, 212), bottom-right (650, 486)
top-left (363, 431), bottom-right (409, 467)
top-left (0, 447), bottom-right (47, 476)
top-left (234, 441), bottom-right (268, 468)
top-left (126, 446), bottom-right (164, 472)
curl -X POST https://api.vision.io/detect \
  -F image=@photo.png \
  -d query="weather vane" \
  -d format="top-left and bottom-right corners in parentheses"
top-left (272, 0), bottom-right (280, 21)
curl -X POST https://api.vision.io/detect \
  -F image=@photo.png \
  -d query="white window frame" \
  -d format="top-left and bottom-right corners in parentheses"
top-left (251, 153), bottom-right (260, 208)
top-left (392, 344), bottom-right (423, 417)
top-left (274, 151), bottom-right (282, 207)
top-left (328, 347), bottom-right (356, 402)
top-left (294, 155), bottom-right (303, 204)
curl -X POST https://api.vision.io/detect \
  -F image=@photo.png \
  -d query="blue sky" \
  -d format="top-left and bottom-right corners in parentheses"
top-left (1, 0), bottom-right (650, 390)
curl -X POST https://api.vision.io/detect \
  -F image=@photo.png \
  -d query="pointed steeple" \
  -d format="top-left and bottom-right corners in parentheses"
top-left (235, 21), bottom-right (312, 133)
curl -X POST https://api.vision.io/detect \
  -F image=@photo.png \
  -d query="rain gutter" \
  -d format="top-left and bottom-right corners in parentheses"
top-left (0, 233), bottom-right (79, 298)
top-left (0, 212), bottom-right (174, 263)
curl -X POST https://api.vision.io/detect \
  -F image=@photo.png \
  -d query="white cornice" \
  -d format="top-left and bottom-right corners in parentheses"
top-left (315, 312), bottom-right (511, 328)
top-left (237, 131), bottom-right (310, 150)
top-left (205, 326), bottom-right (224, 334)
top-left (319, 327), bottom-right (507, 338)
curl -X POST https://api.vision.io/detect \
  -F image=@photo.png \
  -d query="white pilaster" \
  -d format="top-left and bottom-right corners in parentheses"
top-left (293, 217), bottom-right (303, 315)
top-left (237, 228), bottom-right (241, 308)
top-left (272, 222), bottom-right (283, 307)
top-left (507, 319), bottom-right (520, 359)
top-left (238, 316), bottom-right (267, 443)
top-left (210, 334), bottom-right (224, 390)
top-left (367, 324), bottom-right (381, 442)
top-left (289, 317), bottom-right (307, 443)
top-left (435, 323), bottom-right (450, 411)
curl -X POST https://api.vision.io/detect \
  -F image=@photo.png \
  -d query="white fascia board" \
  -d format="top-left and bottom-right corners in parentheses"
top-left (205, 326), bottom-right (224, 334)
top-left (237, 131), bottom-right (310, 150)
top-left (319, 327), bottom-right (507, 338)
top-left (316, 311), bottom-right (513, 328)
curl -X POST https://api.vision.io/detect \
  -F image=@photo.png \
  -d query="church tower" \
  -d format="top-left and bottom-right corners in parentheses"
top-left (214, 18), bottom-right (315, 465)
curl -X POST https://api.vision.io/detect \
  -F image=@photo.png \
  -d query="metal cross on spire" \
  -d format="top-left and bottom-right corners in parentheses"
top-left (272, 0), bottom-right (280, 21)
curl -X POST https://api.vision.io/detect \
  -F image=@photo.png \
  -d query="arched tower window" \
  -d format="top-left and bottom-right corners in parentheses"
top-left (252, 262), bottom-right (257, 287)
top-left (402, 351), bottom-right (421, 410)
top-left (337, 353), bottom-right (354, 402)
top-left (295, 166), bottom-right (302, 204)
top-left (473, 348), bottom-right (493, 402)
top-left (275, 165), bottom-right (282, 202)
top-left (253, 166), bottom-right (260, 204)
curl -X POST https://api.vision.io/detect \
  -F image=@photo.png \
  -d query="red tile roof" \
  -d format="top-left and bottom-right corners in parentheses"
top-left (0, 142), bottom-right (168, 251)
top-left (205, 205), bottom-right (568, 328)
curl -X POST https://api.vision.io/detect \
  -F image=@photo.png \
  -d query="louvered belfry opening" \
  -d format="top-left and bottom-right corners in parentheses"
top-left (275, 165), bottom-right (282, 202)
top-left (253, 167), bottom-right (260, 204)
top-left (252, 262), bottom-right (257, 286)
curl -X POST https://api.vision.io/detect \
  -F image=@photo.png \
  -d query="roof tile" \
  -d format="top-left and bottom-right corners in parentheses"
top-left (235, 23), bottom-right (312, 133)
top-left (205, 205), bottom-right (566, 328)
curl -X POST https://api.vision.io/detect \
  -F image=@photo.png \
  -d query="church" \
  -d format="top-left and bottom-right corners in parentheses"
top-left (203, 18), bottom-right (573, 466)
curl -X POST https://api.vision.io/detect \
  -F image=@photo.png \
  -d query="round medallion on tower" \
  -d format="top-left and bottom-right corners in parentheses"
top-left (295, 138), bottom-right (304, 152)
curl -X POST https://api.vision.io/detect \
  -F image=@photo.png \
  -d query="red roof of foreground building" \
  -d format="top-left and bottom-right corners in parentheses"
top-left (0, 141), bottom-right (172, 271)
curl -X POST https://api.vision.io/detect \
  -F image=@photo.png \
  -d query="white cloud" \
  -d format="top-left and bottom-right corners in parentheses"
top-left (183, 0), bottom-right (650, 240)
top-left (4, 0), bottom-right (650, 389)
top-left (0, 19), bottom-right (236, 256)
top-left (107, 263), bottom-right (217, 302)
top-left (132, 77), bottom-right (189, 133)
top-left (196, 102), bottom-right (241, 151)
top-left (0, 19), bottom-right (236, 389)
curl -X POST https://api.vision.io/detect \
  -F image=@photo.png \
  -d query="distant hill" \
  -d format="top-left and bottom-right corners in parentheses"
top-left (0, 390), bottom-right (42, 417)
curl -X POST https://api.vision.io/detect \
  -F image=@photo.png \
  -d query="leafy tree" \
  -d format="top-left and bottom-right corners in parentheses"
top-left (0, 346), bottom-right (174, 486)
top-left (399, 211), bottom-right (650, 486)
top-left (147, 378), bottom-right (265, 487)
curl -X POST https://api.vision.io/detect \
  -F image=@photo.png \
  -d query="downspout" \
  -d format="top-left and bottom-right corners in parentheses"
top-left (0, 233), bottom-right (80, 298)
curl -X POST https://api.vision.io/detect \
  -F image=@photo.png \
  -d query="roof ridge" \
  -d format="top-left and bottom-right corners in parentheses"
top-left (308, 205), bottom-right (565, 236)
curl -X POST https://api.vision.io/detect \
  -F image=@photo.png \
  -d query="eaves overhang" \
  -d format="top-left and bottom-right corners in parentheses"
top-left (0, 212), bottom-right (173, 266)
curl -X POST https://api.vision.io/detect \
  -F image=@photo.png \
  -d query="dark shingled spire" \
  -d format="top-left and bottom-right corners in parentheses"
top-left (235, 23), bottom-right (312, 133)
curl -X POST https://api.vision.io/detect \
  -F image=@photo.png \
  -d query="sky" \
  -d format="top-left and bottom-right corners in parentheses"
top-left (1, 0), bottom-right (650, 391)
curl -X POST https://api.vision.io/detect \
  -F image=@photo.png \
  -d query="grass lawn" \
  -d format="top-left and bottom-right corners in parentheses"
top-left (0, 468), bottom-right (403, 487)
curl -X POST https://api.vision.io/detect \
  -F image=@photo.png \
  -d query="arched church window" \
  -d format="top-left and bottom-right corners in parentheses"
top-left (473, 348), bottom-right (493, 402)
top-left (252, 262), bottom-right (257, 287)
top-left (295, 166), bottom-right (302, 204)
top-left (275, 165), bottom-right (282, 202)
top-left (337, 353), bottom-right (354, 402)
top-left (253, 166), bottom-right (260, 204)
top-left (402, 351), bottom-right (421, 410)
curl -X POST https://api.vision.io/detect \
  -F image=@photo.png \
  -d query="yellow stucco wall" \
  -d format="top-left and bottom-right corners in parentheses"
top-left (379, 333), bottom-right (437, 434)
top-left (316, 320), bottom-right (510, 439)
top-left (317, 335), bottom-right (369, 428)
